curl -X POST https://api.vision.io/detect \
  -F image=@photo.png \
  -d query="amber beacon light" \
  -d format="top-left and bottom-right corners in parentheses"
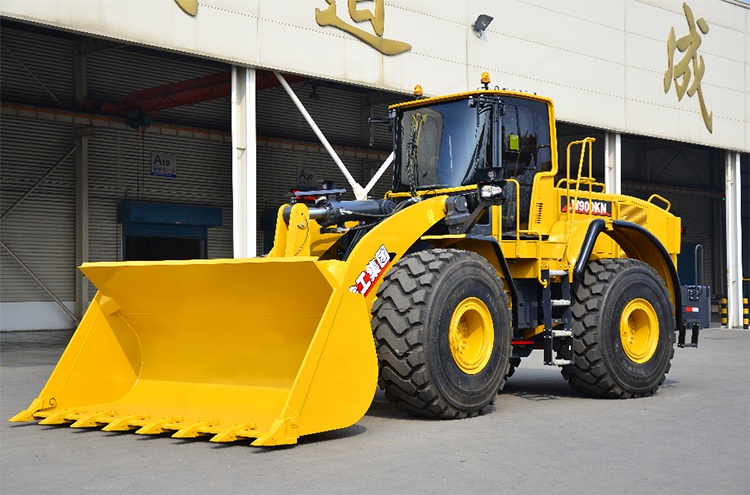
top-left (481, 72), bottom-right (491, 89)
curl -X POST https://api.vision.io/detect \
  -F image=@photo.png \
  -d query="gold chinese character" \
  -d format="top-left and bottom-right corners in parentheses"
top-left (174, 0), bottom-right (197, 16)
top-left (664, 2), bottom-right (712, 133)
top-left (315, 0), bottom-right (411, 56)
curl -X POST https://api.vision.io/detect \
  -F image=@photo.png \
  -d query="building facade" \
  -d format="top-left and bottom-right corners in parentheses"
top-left (0, 0), bottom-right (748, 330)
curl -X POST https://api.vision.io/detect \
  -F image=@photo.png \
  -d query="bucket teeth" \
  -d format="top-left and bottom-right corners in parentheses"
top-left (71, 411), bottom-right (117, 428)
top-left (210, 424), bottom-right (258, 443)
top-left (38, 408), bottom-right (86, 425)
top-left (8, 397), bottom-right (55, 422)
top-left (102, 414), bottom-right (149, 432)
top-left (172, 420), bottom-right (219, 439)
top-left (136, 417), bottom-right (183, 435)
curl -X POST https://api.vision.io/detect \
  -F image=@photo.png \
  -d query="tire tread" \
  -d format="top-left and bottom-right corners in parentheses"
top-left (561, 258), bottom-right (675, 398)
top-left (372, 249), bottom-right (510, 418)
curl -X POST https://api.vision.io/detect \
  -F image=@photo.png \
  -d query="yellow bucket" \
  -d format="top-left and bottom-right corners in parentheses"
top-left (10, 257), bottom-right (378, 446)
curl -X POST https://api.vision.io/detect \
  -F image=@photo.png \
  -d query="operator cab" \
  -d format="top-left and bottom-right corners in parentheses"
top-left (389, 86), bottom-right (554, 233)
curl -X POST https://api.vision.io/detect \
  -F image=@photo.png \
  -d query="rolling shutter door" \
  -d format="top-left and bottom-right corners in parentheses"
top-left (88, 127), bottom-right (233, 262)
top-left (621, 138), bottom-right (722, 292)
top-left (0, 117), bottom-right (76, 302)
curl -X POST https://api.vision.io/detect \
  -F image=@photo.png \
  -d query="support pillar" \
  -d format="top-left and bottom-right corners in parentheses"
top-left (231, 66), bottom-right (257, 258)
top-left (725, 151), bottom-right (743, 328)
top-left (604, 131), bottom-right (621, 195)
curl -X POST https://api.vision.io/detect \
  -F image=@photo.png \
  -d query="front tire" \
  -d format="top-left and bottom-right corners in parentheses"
top-left (562, 258), bottom-right (675, 398)
top-left (371, 249), bottom-right (512, 418)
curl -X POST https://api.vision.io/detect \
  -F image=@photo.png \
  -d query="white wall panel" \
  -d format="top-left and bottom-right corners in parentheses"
top-left (522, 0), bottom-right (626, 31)
top-left (387, 5), bottom-right (466, 64)
top-left (392, 0), bottom-right (467, 23)
top-left (489, 0), bottom-right (625, 66)
top-left (382, 51), bottom-right (465, 98)
top-left (1, 0), bottom-right (747, 151)
top-left (198, 2), bottom-right (260, 63)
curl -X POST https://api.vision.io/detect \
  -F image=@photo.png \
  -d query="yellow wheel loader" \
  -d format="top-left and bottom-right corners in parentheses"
top-left (11, 75), bottom-right (704, 446)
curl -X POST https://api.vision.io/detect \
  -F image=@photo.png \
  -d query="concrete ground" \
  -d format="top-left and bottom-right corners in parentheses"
top-left (1, 327), bottom-right (748, 494)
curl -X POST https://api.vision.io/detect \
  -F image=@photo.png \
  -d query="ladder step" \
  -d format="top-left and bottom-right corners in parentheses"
top-left (553, 359), bottom-right (573, 366)
top-left (549, 270), bottom-right (568, 277)
top-left (551, 299), bottom-right (571, 307)
top-left (552, 330), bottom-right (573, 337)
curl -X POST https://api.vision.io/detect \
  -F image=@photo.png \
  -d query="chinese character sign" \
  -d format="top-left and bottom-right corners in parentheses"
top-left (664, 2), bottom-right (713, 133)
top-left (174, 0), bottom-right (197, 16)
top-left (315, 0), bottom-right (411, 56)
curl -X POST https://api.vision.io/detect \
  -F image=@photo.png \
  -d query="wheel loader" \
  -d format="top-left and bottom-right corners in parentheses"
top-left (10, 74), bottom-right (706, 446)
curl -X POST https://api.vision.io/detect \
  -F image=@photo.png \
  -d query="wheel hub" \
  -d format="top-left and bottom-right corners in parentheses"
top-left (620, 298), bottom-right (659, 363)
top-left (449, 297), bottom-right (494, 374)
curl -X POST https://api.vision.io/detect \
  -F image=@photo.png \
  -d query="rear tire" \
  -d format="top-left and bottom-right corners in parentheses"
top-left (371, 249), bottom-right (512, 418)
top-left (561, 258), bottom-right (675, 398)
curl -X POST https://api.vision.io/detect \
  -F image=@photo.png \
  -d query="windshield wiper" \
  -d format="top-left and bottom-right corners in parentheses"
top-left (406, 113), bottom-right (427, 196)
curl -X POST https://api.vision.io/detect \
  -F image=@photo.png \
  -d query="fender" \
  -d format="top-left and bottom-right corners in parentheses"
top-left (573, 220), bottom-right (683, 330)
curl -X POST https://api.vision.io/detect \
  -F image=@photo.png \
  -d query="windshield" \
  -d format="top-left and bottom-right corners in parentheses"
top-left (393, 98), bottom-right (492, 192)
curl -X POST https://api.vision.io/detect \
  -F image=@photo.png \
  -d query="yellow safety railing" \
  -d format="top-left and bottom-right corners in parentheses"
top-left (505, 178), bottom-right (547, 287)
top-left (559, 138), bottom-right (603, 261)
top-left (647, 194), bottom-right (671, 212)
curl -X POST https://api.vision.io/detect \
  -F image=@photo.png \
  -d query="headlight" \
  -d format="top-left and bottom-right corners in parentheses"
top-left (480, 184), bottom-right (503, 199)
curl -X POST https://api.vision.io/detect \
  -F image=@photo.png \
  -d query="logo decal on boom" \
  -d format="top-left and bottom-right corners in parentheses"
top-left (349, 244), bottom-right (392, 296)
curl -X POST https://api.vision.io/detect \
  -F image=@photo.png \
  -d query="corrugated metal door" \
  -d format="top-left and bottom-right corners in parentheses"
top-left (621, 137), bottom-right (722, 293)
top-left (87, 127), bottom-right (233, 261)
top-left (0, 116), bottom-right (76, 302)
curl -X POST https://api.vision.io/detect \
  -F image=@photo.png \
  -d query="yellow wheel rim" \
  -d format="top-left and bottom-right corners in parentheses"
top-left (449, 297), bottom-right (494, 374)
top-left (620, 298), bottom-right (659, 363)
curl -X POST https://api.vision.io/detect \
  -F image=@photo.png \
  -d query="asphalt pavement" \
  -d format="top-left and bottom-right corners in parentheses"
top-left (1, 327), bottom-right (748, 494)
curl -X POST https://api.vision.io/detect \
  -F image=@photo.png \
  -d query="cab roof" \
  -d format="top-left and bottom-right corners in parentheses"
top-left (389, 89), bottom-right (555, 111)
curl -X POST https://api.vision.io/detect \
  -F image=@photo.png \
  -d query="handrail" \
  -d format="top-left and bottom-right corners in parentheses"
top-left (647, 194), bottom-right (671, 212)
top-left (555, 177), bottom-right (606, 193)
top-left (506, 178), bottom-right (547, 287)
top-left (564, 138), bottom-right (596, 259)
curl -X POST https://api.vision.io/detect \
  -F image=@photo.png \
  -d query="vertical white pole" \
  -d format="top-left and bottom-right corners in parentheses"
top-left (604, 131), bottom-right (621, 195)
top-left (245, 68), bottom-right (257, 258)
top-left (725, 151), bottom-right (743, 328)
top-left (231, 66), bottom-right (257, 258)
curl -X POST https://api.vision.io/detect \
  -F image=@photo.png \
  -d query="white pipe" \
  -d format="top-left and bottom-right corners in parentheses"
top-left (725, 151), bottom-right (743, 328)
top-left (274, 71), bottom-right (366, 200)
top-left (362, 152), bottom-right (395, 197)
